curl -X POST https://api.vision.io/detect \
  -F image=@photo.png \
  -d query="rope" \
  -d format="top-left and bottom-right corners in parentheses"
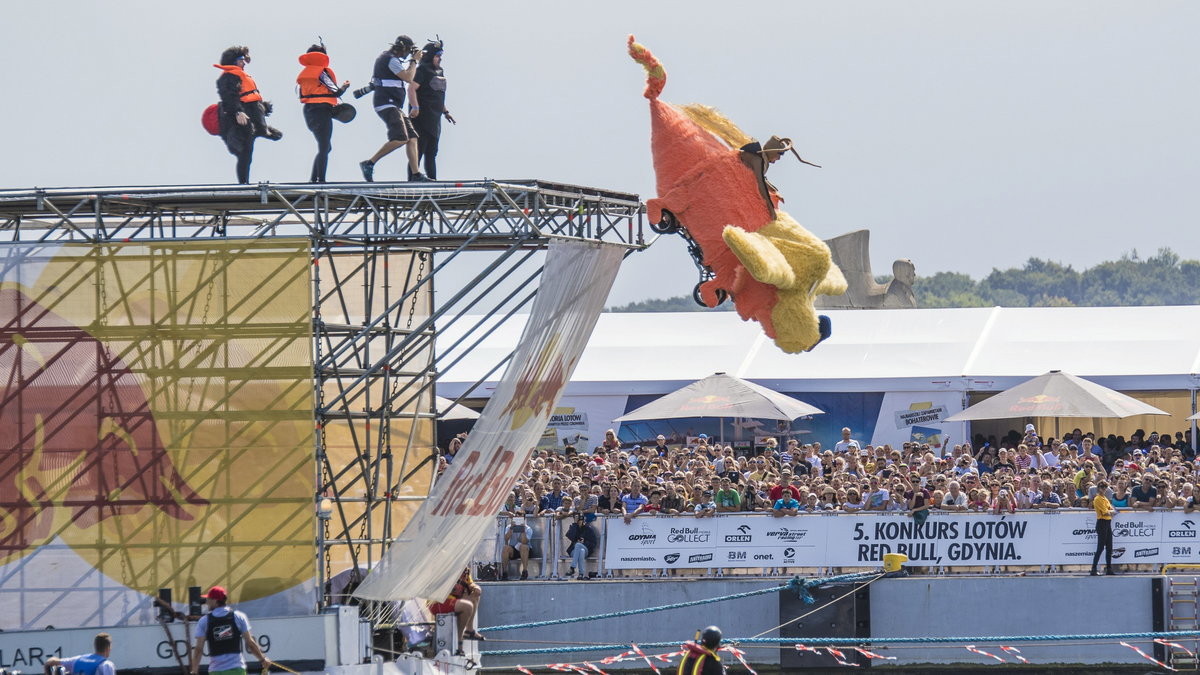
top-left (748, 573), bottom-right (884, 639)
top-left (480, 571), bottom-right (881, 633)
top-left (482, 630), bottom-right (1200, 657)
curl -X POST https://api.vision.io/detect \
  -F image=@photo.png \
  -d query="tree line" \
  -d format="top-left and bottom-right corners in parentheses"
top-left (609, 248), bottom-right (1200, 311)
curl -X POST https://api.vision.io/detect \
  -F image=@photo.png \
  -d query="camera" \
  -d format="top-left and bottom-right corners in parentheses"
top-left (352, 82), bottom-right (375, 99)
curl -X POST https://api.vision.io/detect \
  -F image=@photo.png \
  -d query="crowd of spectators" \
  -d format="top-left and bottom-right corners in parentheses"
top-left (443, 424), bottom-right (1199, 577)
top-left (450, 425), bottom-right (1200, 522)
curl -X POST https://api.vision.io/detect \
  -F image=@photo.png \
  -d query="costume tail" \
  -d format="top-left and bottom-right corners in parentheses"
top-left (627, 34), bottom-right (666, 100)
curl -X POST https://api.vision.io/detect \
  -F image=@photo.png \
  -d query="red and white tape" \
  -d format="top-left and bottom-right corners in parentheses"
top-left (1121, 641), bottom-right (1177, 671)
top-left (965, 645), bottom-right (1005, 663)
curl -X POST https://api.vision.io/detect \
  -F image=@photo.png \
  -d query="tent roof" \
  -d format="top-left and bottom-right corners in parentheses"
top-left (437, 306), bottom-right (1200, 395)
top-left (614, 373), bottom-right (824, 422)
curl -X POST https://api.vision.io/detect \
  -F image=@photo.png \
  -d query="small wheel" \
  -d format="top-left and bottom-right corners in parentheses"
top-left (650, 209), bottom-right (680, 234)
top-left (693, 283), bottom-right (729, 308)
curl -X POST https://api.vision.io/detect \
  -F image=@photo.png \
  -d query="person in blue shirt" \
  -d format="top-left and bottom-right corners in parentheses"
top-left (44, 633), bottom-right (115, 675)
top-left (772, 495), bottom-right (800, 516)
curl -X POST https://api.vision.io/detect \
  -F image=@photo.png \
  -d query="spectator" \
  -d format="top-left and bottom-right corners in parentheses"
top-left (1032, 482), bottom-right (1061, 509)
top-left (715, 478), bottom-right (741, 512)
top-left (501, 517), bottom-right (534, 580)
top-left (833, 427), bottom-right (860, 454)
top-left (564, 513), bottom-right (598, 580)
top-left (661, 483), bottom-right (686, 514)
top-left (941, 480), bottom-right (968, 511)
top-left (1131, 474), bottom-right (1160, 510)
top-left (603, 428), bottom-right (621, 451)
top-left (694, 490), bottom-right (717, 517)
top-left (841, 488), bottom-right (865, 513)
top-left (906, 478), bottom-right (932, 526)
top-left (993, 488), bottom-right (1016, 514)
top-left (541, 478), bottom-right (567, 513)
top-left (771, 491), bottom-right (801, 516)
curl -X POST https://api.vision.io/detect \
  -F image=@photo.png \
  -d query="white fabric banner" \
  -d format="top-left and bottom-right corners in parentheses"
top-left (355, 240), bottom-right (625, 601)
top-left (603, 511), bottom-right (1200, 569)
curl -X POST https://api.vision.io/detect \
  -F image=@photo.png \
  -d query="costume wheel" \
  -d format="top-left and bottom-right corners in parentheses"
top-left (650, 209), bottom-right (680, 234)
top-left (692, 283), bottom-right (728, 308)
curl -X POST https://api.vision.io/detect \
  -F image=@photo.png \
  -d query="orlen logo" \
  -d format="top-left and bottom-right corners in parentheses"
top-left (724, 523), bottom-right (752, 543)
top-left (1169, 520), bottom-right (1197, 539)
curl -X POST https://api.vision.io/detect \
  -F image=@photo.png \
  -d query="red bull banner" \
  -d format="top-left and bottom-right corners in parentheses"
top-left (0, 240), bottom-right (314, 630)
top-left (354, 240), bottom-right (626, 602)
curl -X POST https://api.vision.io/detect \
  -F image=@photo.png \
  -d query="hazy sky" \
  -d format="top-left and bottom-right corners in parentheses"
top-left (5, 1), bottom-right (1198, 306)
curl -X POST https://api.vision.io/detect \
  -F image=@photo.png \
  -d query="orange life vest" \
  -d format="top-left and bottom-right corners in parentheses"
top-left (297, 52), bottom-right (338, 106)
top-left (213, 64), bottom-right (263, 103)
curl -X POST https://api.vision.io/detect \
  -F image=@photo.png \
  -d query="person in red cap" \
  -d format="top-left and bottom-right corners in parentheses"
top-left (190, 586), bottom-right (271, 675)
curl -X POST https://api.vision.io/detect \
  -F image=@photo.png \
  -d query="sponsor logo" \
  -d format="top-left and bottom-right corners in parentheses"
top-left (1169, 521), bottom-right (1196, 539)
top-left (783, 547), bottom-right (796, 559)
top-left (725, 534), bottom-right (752, 543)
top-left (737, 525), bottom-right (752, 534)
top-left (1134, 547), bottom-right (1159, 559)
top-left (663, 553), bottom-right (680, 565)
top-left (1065, 551), bottom-right (1093, 557)
top-left (688, 553), bottom-right (714, 564)
top-left (629, 526), bottom-right (657, 545)
top-left (765, 527), bottom-right (808, 543)
top-left (1113, 547), bottom-right (1126, 559)
top-left (668, 526), bottom-right (711, 544)
top-left (1113, 521), bottom-right (1156, 538)
top-left (728, 551), bottom-right (747, 561)
top-left (619, 555), bottom-right (658, 563)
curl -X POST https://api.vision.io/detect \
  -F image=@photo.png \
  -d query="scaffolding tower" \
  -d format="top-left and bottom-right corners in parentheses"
top-left (0, 179), bottom-right (644, 611)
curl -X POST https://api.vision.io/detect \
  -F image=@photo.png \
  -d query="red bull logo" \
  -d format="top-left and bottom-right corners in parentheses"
top-left (0, 289), bottom-right (207, 562)
top-left (1008, 394), bottom-right (1062, 414)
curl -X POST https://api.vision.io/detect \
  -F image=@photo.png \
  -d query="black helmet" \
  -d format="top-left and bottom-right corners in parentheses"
top-left (700, 626), bottom-right (722, 649)
top-left (392, 35), bottom-right (414, 52)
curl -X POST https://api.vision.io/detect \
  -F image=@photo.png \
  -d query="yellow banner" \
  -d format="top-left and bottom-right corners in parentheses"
top-left (0, 240), bottom-right (314, 619)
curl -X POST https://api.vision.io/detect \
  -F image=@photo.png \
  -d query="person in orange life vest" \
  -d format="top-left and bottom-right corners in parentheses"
top-left (297, 44), bottom-right (349, 183)
top-left (214, 46), bottom-right (282, 184)
top-left (678, 626), bottom-right (724, 675)
top-left (427, 568), bottom-right (484, 642)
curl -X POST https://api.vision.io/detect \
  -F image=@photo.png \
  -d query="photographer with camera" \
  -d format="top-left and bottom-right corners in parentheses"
top-left (358, 35), bottom-right (428, 182)
top-left (413, 39), bottom-right (454, 180)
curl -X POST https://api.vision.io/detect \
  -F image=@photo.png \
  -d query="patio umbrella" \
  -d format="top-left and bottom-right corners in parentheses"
top-left (436, 396), bottom-right (480, 420)
top-left (945, 370), bottom-right (1168, 421)
top-left (614, 372), bottom-right (824, 424)
top-left (1188, 412), bottom-right (1200, 421)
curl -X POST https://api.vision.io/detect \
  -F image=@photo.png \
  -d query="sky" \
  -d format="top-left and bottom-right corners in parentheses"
top-left (4, 1), bottom-right (1199, 307)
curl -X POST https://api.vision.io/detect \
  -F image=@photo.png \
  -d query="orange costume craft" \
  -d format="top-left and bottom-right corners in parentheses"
top-left (628, 35), bottom-right (847, 353)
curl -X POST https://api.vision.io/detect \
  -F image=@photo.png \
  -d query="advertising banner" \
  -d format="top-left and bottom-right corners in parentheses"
top-left (354, 240), bottom-right (626, 602)
top-left (0, 240), bottom-right (315, 630)
top-left (603, 511), bottom-right (1200, 569)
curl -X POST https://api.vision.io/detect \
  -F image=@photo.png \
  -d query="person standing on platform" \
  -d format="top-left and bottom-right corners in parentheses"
top-left (190, 586), bottom-right (272, 675)
top-left (359, 36), bottom-right (428, 183)
top-left (1091, 479), bottom-right (1117, 576)
top-left (297, 43), bottom-right (349, 183)
top-left (413, 39), bottom-right (455, 180)
top-left (214, 46), bottom-right (282, 184)
top-left (43, 633), bottom-right (115, 675)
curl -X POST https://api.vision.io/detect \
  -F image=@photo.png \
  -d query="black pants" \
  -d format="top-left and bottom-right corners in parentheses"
top-left (221, 102), bottom-right (268, 184)
top-left (1092, 517), bottom-right (1113, 571)
top-left (414, 112), bottom-right (442, 179)
top-left (304, 104), bottom-right (335, 183)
